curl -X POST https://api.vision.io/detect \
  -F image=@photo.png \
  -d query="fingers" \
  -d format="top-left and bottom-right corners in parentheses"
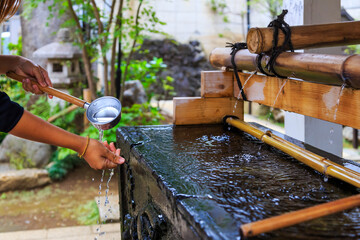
top-left (40, 66), bottom-right (52, 87)
top-left (40, 66), bottom-right (53, 99)
top-left (109, 142), bottom-right (117, 152)
top-left (102, 159), bottom-right (118, 169)
top-left (105, 147), bottom-right (124, 165)
top-left (33, 65), bottom-right (47, 87)
top-left (22, 78), bottom-right (44, 95)
top-left (103, 141), bottom-right (110, 150)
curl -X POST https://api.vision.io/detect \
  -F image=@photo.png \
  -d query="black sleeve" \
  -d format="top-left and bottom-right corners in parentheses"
top-left (0, 91), bottom-right (24, 133)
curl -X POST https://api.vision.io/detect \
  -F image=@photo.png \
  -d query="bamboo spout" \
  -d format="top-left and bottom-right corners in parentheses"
top-left (209, 48), bottom-right (360, 88)
top-left (240, 194), bottom-right (360, 238)
top-left (247, 21), bottom-right (360, 54)
top-left (224, 117), bottom-right (360, 188)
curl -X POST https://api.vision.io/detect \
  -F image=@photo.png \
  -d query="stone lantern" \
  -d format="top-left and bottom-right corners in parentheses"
top-left (33, 28), bottom-right (84, 106)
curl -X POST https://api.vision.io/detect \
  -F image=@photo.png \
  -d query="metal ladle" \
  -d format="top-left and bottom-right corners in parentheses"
top-left (7, 72), bottom-right (121, 130)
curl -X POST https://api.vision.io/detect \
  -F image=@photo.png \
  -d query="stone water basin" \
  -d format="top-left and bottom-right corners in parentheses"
top-left (117, 124), bottom-right (360, 239)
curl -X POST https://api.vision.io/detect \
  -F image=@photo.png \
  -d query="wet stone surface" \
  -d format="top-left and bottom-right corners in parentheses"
top-left (117, 124), bottom-right (360, 240)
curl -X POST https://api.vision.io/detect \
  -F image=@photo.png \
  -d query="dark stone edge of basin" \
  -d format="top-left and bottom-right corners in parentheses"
top-left (117, 125), bottom-right (212, 239)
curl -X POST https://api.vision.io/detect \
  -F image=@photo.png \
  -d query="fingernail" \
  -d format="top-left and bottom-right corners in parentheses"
top-left (118, 157), bottom-right (125, 164)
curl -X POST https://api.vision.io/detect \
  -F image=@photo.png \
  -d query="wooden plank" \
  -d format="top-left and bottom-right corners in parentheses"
top-left (201, 71), bottom-right (234, 97)
top-left (173, 97), bottom-right (243, 125)
top-left (234, 72), bottom-right (360, 129)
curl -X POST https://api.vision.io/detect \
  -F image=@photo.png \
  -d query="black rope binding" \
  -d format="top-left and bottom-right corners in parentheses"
top-left (261, 9), bottom-right (294, 78)
top-left (226, 42), bottom-right (248, 101)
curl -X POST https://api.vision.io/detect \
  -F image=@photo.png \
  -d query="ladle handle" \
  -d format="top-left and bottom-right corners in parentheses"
top-left (6, 71), bottom-right (87, 108)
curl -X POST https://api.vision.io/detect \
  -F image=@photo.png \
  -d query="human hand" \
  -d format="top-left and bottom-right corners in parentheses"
top-left (11, 56), bottom-right (53, 98)
top-left (83, 138), bottom-right (125, 170)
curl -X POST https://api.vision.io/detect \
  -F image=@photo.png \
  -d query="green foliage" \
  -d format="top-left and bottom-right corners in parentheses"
top-left (8, 151), bottom-right (35, 170)
top-left (7, 36), bottom-right (22, 56)
top-left (120, 102), bottom-right (164, 126)
top-left (75, 200), bottom-right (100, 225)
top-left (209, 0), bottom-right (227, 14)
top-left (251, 0), bottom-right (283, 19)
top-left (0, 132), bottom-right (7, 144)
top-left (123, 57), bottom-right (174, 101)
top-left (345, 45), bottom-right (360, 55)
top-left (23, 0), bottom-right (168, 98)
top-left (47, 153), bottom-right (82, 181)
top-left (0, 193), bottom-right (6, 199)
top-left (0, 76), bottom-right (30, 107)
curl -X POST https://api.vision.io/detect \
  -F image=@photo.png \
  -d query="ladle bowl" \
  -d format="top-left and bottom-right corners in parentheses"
top-left (6, 72), bottom-right (122, 130)
top-left (85, 96), bottom-right (122, 130)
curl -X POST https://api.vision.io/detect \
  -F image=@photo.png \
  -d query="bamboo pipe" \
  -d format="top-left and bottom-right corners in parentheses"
top-left (247, 21), bottom-right (360, 54)
top-left (269, 134), bottom-right (360, 186)
top-left (209, 48), bottom-right (360, 88)
top-left (6, 71), bottom-right (87, 108)
top-left (240, 193), bottom-right (360, 238)
top-left (225, 117), bottom-right (360, 188)
top-left (271, 134), bottom-right (360, 179)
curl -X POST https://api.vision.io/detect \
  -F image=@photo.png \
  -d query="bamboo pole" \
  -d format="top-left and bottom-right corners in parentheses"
top-left (225, 117), bottom-right (360, 188)
top-left (209, 48), bottom-right (360, 88)
top-left (240, 194), bottom-right (360, 238)
top-left (247, 21), bottom-right (360, 54)
top-left (47, 104), bottom-right (78, 123)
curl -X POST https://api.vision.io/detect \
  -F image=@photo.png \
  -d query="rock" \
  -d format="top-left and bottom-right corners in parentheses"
top-left (343, 126), bottom-right (360, 142)
top-left (0, 169), bottom-right (51, 192)
top-left (133, 39), bottom-right (214, 98)
top-left (122, 80), bottom-right (147, 107)
top-left (0, 163), bottom-right (15, 173)
top-left (0, 135), bottom-right (52, 168)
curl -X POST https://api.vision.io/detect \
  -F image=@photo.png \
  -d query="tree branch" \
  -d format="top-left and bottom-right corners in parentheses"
top-left (110, 0), bottom-right (124, 97)
top-left (120, 0), bottom-right (143, 101)
top-left (66, 0), bottom-right (96, 100)
top-left (90, 0), bottom-right (109, 95)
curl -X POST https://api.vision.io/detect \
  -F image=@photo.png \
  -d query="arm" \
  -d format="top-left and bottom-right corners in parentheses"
top-left (10, 110), bottom-right (125, 169)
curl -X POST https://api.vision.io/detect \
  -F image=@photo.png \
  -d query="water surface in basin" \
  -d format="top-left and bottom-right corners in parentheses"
top-left (124, 125), bottom-right (360, 240)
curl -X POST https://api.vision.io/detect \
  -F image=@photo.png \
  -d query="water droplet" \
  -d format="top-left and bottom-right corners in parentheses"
top-left (324, 175), bottom-right (329, 182)
top-left (329, 140), bottom-right (333, 145)
top-left (330, 128), bottom-right (334, 134)
top-left (92, 178), bottom-right (94, 181)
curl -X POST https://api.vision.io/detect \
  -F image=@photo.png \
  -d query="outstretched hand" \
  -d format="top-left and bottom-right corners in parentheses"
top-left (83, 138), bottom-right (125, 170)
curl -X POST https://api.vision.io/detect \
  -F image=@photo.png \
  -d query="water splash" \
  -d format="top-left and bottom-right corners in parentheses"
top-left (333, 84), bottom-right (346, 120)
top-left (96, 129), bottom-right (106, 239)
top-left (324, 175), bottom-right (329, 182)
top-left (266, 79), bottom-right (288, 122)
top-left (104, 170), bottom-right (114, 207)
